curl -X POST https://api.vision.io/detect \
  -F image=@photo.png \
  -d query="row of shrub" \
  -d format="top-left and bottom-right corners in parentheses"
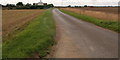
top-left (16, 5), bottom-right (54, 9)
top-left (2, 2), bottom-right (54, 9)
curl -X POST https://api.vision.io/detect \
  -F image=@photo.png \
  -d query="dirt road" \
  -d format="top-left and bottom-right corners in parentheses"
top-left (52, 9), bottom-right (118, 58)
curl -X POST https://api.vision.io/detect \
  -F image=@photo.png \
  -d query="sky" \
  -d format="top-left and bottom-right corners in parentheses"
top-left (0, 0), bottom-right (120, 6)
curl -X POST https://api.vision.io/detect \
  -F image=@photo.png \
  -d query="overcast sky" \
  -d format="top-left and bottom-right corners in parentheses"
top-left (0, 0), bottom-right (120, 6)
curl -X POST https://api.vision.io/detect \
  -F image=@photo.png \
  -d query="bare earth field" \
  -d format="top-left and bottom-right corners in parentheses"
top-left (61, 7), bottom-right (118, 21)
top-left (2, 10), bottom-right (44, 41)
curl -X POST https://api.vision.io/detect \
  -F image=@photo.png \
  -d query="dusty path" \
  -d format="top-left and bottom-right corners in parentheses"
top-left (52, 9), bottom-right (118, 58)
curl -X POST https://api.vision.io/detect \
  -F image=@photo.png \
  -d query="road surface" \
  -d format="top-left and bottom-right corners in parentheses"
top-left (52, 9), bottom-right (118, 58)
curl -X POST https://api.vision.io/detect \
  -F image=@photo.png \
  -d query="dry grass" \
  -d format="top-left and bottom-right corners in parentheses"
top-left (61, 8), bottom-right (118, 21)
top-left (76, 7), bottom-right (118, 14)
top-left (2, 10), bottom-right (45, 41)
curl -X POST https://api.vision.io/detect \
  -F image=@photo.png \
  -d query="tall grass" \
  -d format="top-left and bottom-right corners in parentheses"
top-left (3, 9), bottom-right (55, 58)
top-left (60, 9), bottom-right (120, 32)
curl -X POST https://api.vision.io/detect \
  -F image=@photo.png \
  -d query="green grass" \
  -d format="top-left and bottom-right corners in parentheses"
top-left (3, 9), bottom-right (56, 58)
top-left (60, 9), bottom-right (120, 33)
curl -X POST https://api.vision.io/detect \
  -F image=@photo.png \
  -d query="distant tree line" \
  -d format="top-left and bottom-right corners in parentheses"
top-left (2, 2), bottom-right (54, 10)
top-left (66, 5), bottom-right (119, 8)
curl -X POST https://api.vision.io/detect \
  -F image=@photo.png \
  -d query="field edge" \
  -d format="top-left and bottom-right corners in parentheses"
top-left (59, 9), bottom-right (119, 33)
top-left (3, 9), bottom-right (56, 58)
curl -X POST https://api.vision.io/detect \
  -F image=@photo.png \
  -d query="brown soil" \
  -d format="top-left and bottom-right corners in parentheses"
top-left (2, 10), bottom-right (45, 41)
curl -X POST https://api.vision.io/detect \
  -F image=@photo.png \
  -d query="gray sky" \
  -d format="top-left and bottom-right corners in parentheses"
top-left (0, 0), bottom-right (119, 6)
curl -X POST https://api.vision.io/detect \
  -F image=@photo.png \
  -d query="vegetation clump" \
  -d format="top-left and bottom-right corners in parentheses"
top-left (2, 2), bottom-right (54, 10)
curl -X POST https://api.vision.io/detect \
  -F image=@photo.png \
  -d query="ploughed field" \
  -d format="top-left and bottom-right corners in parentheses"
top-left (61, 7), bottom-right (118, 21)
top-left (3, 10), bottom-right (44, 41)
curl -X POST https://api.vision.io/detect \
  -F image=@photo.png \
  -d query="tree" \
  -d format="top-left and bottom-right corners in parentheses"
top-left (6, 4), bottom-right (16, 9)
top-left (25, 3), bottom-right (31, 6)
top-left (68, 5), bottom-right (71, 7)
top-left (16, 2), bottom-right (24, 7)
top-left (45, 4), bottom-right (54, 8)
top-left (6, 4), bottom-right (15, 7)
top-left (84, 5), bottom-right (87, 7)
top-left (75, 6), bottom-right (79, 7)
top-left (48, 4), bottom-right (54, 7)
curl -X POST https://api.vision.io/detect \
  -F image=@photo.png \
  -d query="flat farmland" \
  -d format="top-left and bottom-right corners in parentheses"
top-left (61, 7), bottom-right (118, 21)
top-left (3, 9), bottom-right (56, 58)
top-left (3, 10), bottom-right (44, 41)
top-left (77, 7), bottom-right (118, 14)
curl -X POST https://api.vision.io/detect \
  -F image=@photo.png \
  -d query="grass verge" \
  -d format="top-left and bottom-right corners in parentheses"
top-left (3, 9), bottom-right (55, 58)
top-left (60, 9), bottom-right (120, 32)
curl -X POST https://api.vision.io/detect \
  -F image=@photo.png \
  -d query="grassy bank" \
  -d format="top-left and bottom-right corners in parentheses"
top-left (60, 9), bottom-right (119, 32)
top-left (3, 9), bottom-right (55, 58)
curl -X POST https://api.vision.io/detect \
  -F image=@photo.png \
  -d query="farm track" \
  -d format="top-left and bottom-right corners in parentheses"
top-left (52, 9), bottom-right (118, 58)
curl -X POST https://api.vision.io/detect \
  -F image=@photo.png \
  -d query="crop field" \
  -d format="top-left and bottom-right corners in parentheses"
top-left (76, 7), bottom-right (118, 14)
top-left (3, 10), bottom-right (44, 41)
top-left (61, 8), bottom-right (118, 21)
